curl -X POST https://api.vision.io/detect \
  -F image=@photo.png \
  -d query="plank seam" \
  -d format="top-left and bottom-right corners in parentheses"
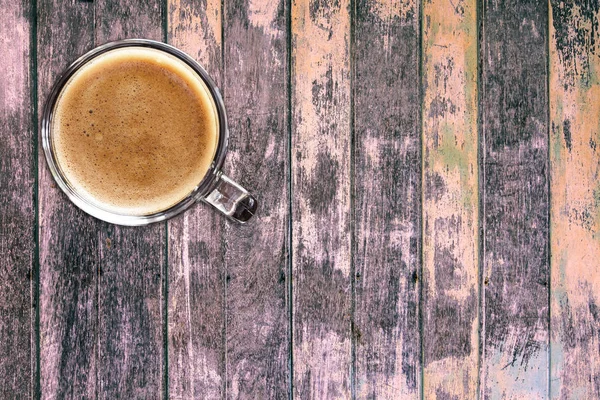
top-left (476, 0), bottom-right (486, 399)
top-left (418, 0), bottom-right (425, 397)
top-left (31, 0), bottom-right (40, 397)
top-left (93, 5), bottom-right (99, 400)
top-left (476, 0), bottom-right (484, 398)
top-left (220, 0), bottom-right (227, 397)
top-left (286, 0), bottom-right (294, 396)
top-left (163, 3), bottom-right (170, 399)
top-left (163, 220), bottom-right (169, 400)
top-left (221, 218), bottom-right (227, 400)
top-left (546, 0), bottom-right (552, 397)
top-left (162, 0), bottom-right (168, 43)
top-left (349, 0), bottom-right (356, 396)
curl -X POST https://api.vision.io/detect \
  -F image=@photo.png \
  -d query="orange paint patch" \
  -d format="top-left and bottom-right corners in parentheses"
top-left (292, 0), bottom-right (352, 397)
top-left (550, 2), bottom-right (600, 398)
top-left (169, 0), bottom-right (221, 68)
top-left (291, 0), bottom-right (351, 270)
top-left (422, 0), bottom-right (478, 397)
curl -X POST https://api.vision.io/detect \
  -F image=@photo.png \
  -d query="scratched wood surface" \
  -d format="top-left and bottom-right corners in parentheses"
top-left (38, 0), bottom-right (166, 398)
top-left (550, 1), bottom-right (600, 399)
top-left (480, 0), bottom-right (550, 398)
top-left (94, 1), bottom-right (165, 397)
top-left (0, 0), bottom-right (35, 398)
top-left (167, 0), bottom-right (225, 398)
top-left (421, 0), bottom-right (479, 398)
top-left (353, 0), bottom-right (421, 397)
top-left (37, 1), bottom-right (98, 398)
top-left (222, 0), bottom-right (289, 397)
top-left (291, 0), bottom-right (352, 397)
top-left (4, 0), bottom-right (600, 398)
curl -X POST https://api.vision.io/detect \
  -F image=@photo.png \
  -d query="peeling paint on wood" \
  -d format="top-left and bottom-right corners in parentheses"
top-left (292, 0), bottom-right (352, 397)
top-left (0, 1), bottom-right (35, 398)
top-left (223, 0), bottom-right (290, 397)
top-left (38, 1), bottom-right (166, 398)
top-left (354, 0), bottom-right (421, 397)
top-left (94, 2), bottom-right (165, 397)
top-left (550, 0), bottom-right (600, 398)
top-left (37, 1), bottom-right (98, 398)
top-left (167, 0), bottom-right (225, 398)
top-left (97, 225), bottom-right (164, 398)
top-left (480, 0), bottom-right (550, 398)
top-left (422, 0), bottom-right (479, 397)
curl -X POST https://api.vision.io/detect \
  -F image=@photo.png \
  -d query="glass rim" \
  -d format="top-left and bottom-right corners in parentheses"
top-left (42, 39), bottom-right (229, 226)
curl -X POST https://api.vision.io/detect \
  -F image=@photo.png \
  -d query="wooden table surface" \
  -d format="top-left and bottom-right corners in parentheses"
top-left (1, 0), bottom-right (599, 398)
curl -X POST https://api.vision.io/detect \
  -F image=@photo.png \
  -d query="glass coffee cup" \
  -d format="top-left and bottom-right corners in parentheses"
top-left (42, 39), bottom-right (257, 226)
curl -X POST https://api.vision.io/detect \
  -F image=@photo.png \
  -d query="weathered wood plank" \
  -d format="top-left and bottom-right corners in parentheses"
top-left (167, 0), bottom-right (225, 397)
top-left (480, 0), bottom-right (550, 398)
top-left (37, 1), bottom-right (98, 398)
top-left (0, 0), bottom-right (35, 398)
top-left (421, 0), bottom-right (479, 397)
top-left (549, 1), bottom-right (600, 398)
top-left (353, 0), bottom-right (421, 397)
top-left (223, 0), bottom-right (290, 398)
top-left (39, 1), bottom-right (166, 398)
top-left (291, 0), bottom-right (351, 397)
top-left (94, 1), bottom-right (165, 397)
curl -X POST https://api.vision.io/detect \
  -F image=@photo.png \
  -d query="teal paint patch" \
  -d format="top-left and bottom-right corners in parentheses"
top-left (485, 343), bottom-right (549, 399)
top-left (550, 340), bottom-right (565, 399)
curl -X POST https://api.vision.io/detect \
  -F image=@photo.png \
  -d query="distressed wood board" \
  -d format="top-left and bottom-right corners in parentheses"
top-left (222, 0), bottom-right (290, 397)
top-left (354, 0), bottom-right (421, 397)
top-left (0, 0), bottom-right (35, 398)
top-left (480, 0), bottom-right (550, 398)
top-left (94, 1), bottom-right (165, 397)
top-left (550, 0), bottom-right (600, 398)
top-left (167, 0), bottom-right (225, 398)
top-left (291, 0), bottom-right (352, 397)
top-left (37, 1), bottom-right (98, 397)
top-left (38, 0), bottom-right (165, 398)
top-left (421, 0), bottom-right (479, 397)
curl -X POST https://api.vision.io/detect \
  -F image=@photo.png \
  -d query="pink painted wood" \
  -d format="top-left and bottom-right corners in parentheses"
top-left (38, 0), bottom-right (165, 397)
top-left (94, 1), bottom-right (165, 397)
top-left (422, 0), bottom-right (479, 397)
top-left (37, 1), bottom-right (98, 397)
top-left (167, 0), bottom-right (225, 397)
top-left (550, 1), bottom-right (600, 398)
top-left (291, 0), bottom-right (352, 397)
top-left (0, 1), bottom-right (35, 398)
top-left (354, 0), bottom-right (421, 397)
top-left (222, 0), bottom-right (290, 397)
top-left (480, 0), bottom-right (550, 398)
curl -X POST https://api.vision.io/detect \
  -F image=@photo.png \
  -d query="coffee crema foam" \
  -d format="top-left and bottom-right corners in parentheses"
top-left (53, 47), bottom-right (219, 215)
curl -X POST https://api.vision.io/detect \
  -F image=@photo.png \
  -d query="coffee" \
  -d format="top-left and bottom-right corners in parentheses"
top-left (52, 47), bottom-right (219, 215)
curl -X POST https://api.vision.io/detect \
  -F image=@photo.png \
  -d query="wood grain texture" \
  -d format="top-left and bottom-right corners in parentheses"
top-left (167, 0), bottom-right (225, 397)
top-left (353, 0), bottom-right (421, 397)
top-left (93, 1), bottom-right (165, 397)
top-left (37, 1), bottom-right (98, 398)
top-left (480, 0), bottom-right (550, 398)
top-left (421, 0), bottom-right (479, 398)
top-left (549, 1), bottom-right (600, 398)
top-left (291, 0), bottom-right (351, 397)
top-left (39, 1), bottom-right (166, 398)
top-left (223, 0), bottom-right (290, 397)
top-left (96, 225), bottom-right (164, 399)
top-left (0, 0), bottom-right (35, 398)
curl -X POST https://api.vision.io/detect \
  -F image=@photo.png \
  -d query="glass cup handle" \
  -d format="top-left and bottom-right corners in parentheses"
top-left (201, 173), bottom-right (258, 223)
